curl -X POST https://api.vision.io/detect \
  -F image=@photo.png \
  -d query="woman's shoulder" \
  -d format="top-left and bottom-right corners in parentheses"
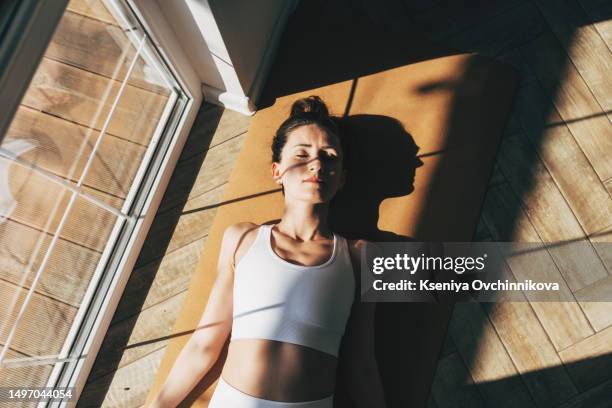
top-left (221, 222), bottom-right (263, 268)
top-left (346, 238), bottom-right (367, 250)
top-left (224, 221), bottom-right (260, 236)
top-left (345, 238), bottom-right (376, 262)
top-left (222, 222), bottom-right (262, 246)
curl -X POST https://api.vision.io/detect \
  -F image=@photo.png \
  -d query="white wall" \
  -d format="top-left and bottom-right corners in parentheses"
top-left (155, 0), bottom-right (225, 91)
top-left (155, 0), bottom-right (298, 115)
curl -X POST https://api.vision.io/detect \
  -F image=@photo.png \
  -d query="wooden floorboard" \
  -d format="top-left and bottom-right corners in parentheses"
top-left (111, 236), bottom-right (207, 325)
top-left (504, 47), bottom-right (612, 236)
top-left (577, 0), bottom-right (612, 48)
top-left (558, 325), bottom-right (612, 392)
top-left (410, 0), bottom-right (528, 43)
top-left (439, 330), bottom-right (457, 358)
top-left (534, 0), bottom-right (612, 114)
top-left (430, 352), bottom-right (487, 408)
top-left (83, 346), bottom-right (166, 408)
top-left (178, 106), bottom-right (251, 162)
top-left (605, 178), bottom-right (612, 196)
top-left (138, 183), bottom-right (226, 268)
top-left (482, 184), bottom-right (595, 350)
top-left (589, 226), bottom-right (612, 273)
top-left (88, 291), bottom-right (187, 382)
top-left (156, 134), bottom-right (245, 215)
top-left (67, 0), bottom-right (119, 27)
top-left (520, 31), bottom-right (612, 182)
top-left (426, 1), bottom-right (548, 57)
top-left (483, 301), bottom-right (578, 406)
top-left (448, 303), bottom-right (535, 408)
top-left (558, 378), bottom-right (612, 408)
top-left (496, 134), bottom-right (608, 292)
top-left (473, 217), bottom-right (493, 242)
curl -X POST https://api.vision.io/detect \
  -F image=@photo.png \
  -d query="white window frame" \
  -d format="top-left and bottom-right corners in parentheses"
top-left (0, 1), bottom-right (203, 406)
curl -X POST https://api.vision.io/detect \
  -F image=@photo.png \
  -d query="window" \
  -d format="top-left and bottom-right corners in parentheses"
top-left (0, 0), bottom-right (195, 398)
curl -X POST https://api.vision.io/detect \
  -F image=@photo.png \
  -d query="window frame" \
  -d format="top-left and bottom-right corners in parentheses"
top-left (0, 0), bottom-right (203, 405)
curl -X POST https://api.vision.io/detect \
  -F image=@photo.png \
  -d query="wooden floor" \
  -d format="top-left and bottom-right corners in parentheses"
top-left (79, 0), bottom-right (612, 406)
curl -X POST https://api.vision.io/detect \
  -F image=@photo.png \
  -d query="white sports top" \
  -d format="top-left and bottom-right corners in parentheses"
top-left (230, 224), bottom-right (356, 357)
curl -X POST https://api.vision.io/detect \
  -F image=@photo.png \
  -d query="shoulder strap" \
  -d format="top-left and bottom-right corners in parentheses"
top-left (232, 224), bottom-right (266, 269)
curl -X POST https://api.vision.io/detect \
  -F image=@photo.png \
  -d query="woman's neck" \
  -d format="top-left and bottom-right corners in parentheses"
top-left (276, 202), bottom-right (331, 241)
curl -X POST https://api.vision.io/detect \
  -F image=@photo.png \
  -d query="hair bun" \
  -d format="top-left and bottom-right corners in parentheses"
top-left (290, 95), bottom-right (330, 118)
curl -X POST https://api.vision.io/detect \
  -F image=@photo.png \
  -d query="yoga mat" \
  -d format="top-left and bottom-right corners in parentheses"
top-left (145, 54), bottom-right (517, 407)
top-left (145, 2), bottom-right (518, 407)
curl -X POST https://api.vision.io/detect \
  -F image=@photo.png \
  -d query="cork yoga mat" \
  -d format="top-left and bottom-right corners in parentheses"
top-left (144, 50), bottom-right (517, 407)
top-left (143, 2), bottom-right (518, 407)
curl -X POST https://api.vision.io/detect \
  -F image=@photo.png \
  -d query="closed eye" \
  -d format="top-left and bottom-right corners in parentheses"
top-left (294, 150), bottom-right (338, 161)
top-left (321, 151), bottom-right (338, 160)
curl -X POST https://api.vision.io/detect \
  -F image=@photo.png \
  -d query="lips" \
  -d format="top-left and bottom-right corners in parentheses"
top-left (303, 176), bottom-right (325, 183)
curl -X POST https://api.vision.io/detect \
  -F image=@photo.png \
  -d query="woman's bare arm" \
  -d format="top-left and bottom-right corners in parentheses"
top-left (148, 223), bottom-right (254, 408)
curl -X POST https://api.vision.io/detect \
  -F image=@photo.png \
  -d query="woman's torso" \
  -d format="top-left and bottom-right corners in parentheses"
top-left (221, 223), bottom-right (356, 401)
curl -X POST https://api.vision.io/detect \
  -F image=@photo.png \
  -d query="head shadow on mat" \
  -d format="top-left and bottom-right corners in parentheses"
top-left (329, 113), bottom-right (422, 243)
top-left (327, 114), bottom-right (450, 408)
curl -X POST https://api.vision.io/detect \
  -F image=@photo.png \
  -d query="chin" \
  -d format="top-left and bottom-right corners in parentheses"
top-left (291, 187), bottom-right (338, 203)
top-left (296, 193), bottom-right (329, 204)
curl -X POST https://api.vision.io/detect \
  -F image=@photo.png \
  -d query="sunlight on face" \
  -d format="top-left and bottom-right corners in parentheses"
top-left (272, 124), bottom-right (345, 203)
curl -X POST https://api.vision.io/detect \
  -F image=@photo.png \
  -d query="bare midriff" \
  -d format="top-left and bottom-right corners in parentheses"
top-left (220, 338), bottom-right (337, 402)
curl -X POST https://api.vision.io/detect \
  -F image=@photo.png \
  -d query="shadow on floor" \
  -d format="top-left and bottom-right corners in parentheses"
top-left (77, 103), bottom-right (224, 407)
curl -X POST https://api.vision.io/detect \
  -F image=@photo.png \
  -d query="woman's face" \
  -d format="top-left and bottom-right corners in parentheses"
top-left (271, 124), bottom-right (346, 204)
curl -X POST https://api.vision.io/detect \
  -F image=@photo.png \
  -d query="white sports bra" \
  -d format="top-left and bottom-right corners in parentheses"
top-left (230, 224), bottom-right (356, 357)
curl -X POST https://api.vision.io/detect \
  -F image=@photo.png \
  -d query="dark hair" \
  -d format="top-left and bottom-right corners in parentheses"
top-left (271, 96), bottom-right (348, 168)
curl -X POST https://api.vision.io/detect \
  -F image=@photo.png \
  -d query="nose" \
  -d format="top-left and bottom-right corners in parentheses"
top-left (308, 157), bottom-right (321, 173)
